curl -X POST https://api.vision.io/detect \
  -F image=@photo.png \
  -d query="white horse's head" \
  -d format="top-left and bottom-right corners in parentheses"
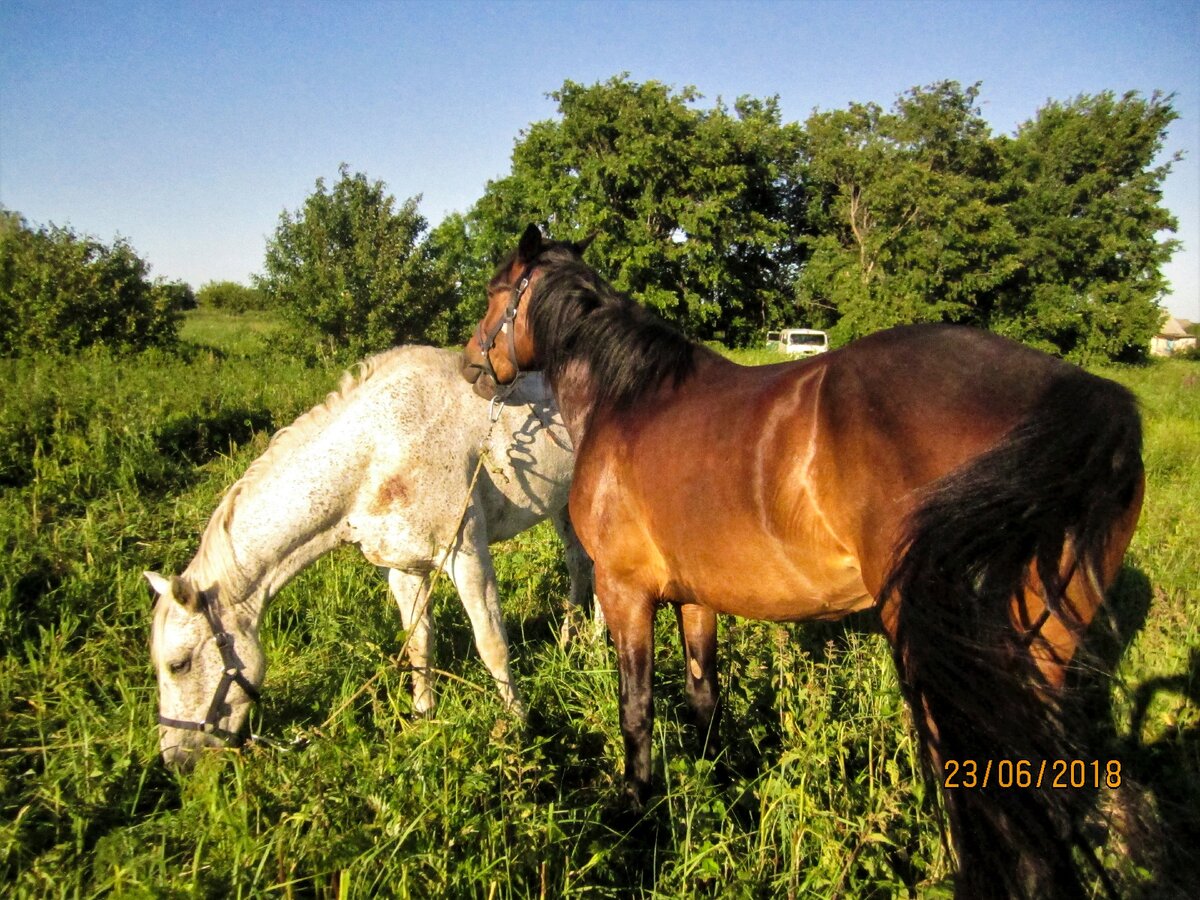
top-left (145, 571), bottom-right (265, 769)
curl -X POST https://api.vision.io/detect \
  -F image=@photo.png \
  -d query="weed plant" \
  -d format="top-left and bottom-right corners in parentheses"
top-left (0, 313), bottom-right (1195, 897)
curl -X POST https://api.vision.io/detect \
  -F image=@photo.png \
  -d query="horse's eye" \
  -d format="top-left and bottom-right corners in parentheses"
top-left (168, 659), bottom-right (191, 676)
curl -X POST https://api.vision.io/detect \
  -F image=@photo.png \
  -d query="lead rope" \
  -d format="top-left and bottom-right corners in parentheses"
top-left (283, 396), bottom-right (513, 747)
top-left (317, 449), bottom-right (494, 735)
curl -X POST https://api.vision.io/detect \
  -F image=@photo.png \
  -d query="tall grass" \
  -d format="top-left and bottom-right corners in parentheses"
top-left (1, 314), bottom-right (1195, 896)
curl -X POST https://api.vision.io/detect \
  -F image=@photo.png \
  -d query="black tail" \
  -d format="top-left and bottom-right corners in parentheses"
top-left (882, 370), bottom-right (1143, 899)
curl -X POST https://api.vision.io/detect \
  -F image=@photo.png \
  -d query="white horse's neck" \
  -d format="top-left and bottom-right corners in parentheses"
top-left (183, 402), bottom-right (371, 624)
top-left (184, 476), bottom-right (351, 625)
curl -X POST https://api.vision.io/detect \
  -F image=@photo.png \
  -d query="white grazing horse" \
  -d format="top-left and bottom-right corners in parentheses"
top-left (145, 345), bottom-right (591, 769)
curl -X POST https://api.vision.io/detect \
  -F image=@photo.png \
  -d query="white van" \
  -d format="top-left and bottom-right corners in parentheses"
top-left (766, 328), bottom-right (829, 357)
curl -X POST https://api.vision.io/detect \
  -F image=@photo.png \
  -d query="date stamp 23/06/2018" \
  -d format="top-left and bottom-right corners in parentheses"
top-left (943, 759), bottom-right (1122, 790)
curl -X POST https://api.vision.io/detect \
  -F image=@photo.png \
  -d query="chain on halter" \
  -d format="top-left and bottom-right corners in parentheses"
top-left (157, 593), bottom-right (260, 746)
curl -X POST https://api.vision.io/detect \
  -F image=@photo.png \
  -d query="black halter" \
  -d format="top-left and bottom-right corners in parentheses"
top-left (474, 260), bottom-right (537, 388)
top-left (158, 594), bottom-right (260, 746)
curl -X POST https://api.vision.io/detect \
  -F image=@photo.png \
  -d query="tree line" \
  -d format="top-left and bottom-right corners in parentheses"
top-left (1, 77), bottom-right (1179, 363)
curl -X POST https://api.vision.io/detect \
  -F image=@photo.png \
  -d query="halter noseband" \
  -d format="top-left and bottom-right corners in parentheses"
top-left (158, 594), bottom-right (260, 746)
top-left (474, 260), bottom-right (538, 389)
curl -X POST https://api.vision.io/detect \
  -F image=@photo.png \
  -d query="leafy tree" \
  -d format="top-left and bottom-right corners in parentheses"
top-left (792, 83), bottom-right (1176, 361)
top-left (796, 82), bottom-right (1018, 345)
top-left (993, 91), bottom-right (1178, 362)
top-left (424, 212), bottom-right (491, 346)
top-left (0, 209), bottom-right (182, 356)
top-left (466, 76), bottom-right (806, 343)
top-left (258, 166), bottom-right (450, 355)
top-left (196, 280), bottom-right (267, 313)
top-left (451, 77), bottom-right (1177, 362)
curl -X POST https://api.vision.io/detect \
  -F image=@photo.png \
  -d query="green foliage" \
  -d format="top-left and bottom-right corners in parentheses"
top-left (257, 166), bottom-right (455, 357)
top-left (798, 85), bottom-right (1177, 357)
top-left (455, 77), bottom-right (1177, 362)
top-left (994, 91), bottom-right (1179, 363)
top-left (1, 323), bottom-right (1196, 896)
top-left (796, 83), bottom-right (1019, 346)
top-left (465, 76), bottom-right (806, 344)
top-left (0, 209), bottom-right (184, 356)
top-left (197, 280), bottom-right (268, 313)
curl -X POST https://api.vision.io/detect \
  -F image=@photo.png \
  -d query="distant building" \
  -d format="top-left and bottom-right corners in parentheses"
top-left (1150, 315), bottom-right (1197, 357)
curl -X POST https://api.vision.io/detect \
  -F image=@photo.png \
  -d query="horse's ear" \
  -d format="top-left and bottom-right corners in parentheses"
top-left (144, 571), bottom-right (201, 610)
top-left (517, 224), bottom-right (543, 263)
top-left (169, 575), bottom-right (200, 609)
top-left (144, 571), bottom-right (171, 600)
top-left (169, 578), bottom-right (199, 614)
top-left (573, 232), bottom-right (597, 256)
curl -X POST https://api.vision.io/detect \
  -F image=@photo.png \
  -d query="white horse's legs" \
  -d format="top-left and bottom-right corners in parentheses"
top-left (447, 522), bottom-right (525, 718)
top-left (549, 507), bottom-right (600, 645)
top-left (387, 568), bottom-right (435, 716)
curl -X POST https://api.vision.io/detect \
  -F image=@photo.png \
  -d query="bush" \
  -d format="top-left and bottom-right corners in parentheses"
top-left (196, 280), bottom-right (268, 313)
top-left (0, 209), bottom-right (184, 355)
top-left (258, 166), bottom-right (455, 355)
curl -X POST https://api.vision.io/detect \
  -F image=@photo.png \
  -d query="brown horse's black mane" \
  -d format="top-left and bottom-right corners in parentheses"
top-left (517, 247), bottom-right (702, 415)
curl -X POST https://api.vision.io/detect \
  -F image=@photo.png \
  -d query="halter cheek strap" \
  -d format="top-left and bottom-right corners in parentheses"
top-left (158, 597), bottom-right (260, 746)
top-left (475, 261), bottom-right (537, 388)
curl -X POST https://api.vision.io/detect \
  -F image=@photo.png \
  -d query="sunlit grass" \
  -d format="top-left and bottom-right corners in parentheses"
top-left (1, 317), bottom-right (1196, 896)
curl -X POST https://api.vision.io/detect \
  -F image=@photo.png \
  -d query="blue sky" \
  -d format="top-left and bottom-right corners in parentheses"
top-left (2, 0), bottom-right (1197, 319)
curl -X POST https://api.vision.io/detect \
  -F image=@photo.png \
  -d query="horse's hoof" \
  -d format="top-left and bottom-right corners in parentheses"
top-left (622, 780), bottom-right (650, 814)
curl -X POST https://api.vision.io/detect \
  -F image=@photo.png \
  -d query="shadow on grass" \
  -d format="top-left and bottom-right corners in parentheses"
top-left (1074, 565), bottom-right (1199, 898)
top-left (153, 406), bottom-right (276, 469)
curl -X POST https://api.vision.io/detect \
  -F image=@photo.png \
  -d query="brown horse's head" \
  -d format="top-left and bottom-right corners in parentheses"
top-left (461, 224), bottom-right (592, 398)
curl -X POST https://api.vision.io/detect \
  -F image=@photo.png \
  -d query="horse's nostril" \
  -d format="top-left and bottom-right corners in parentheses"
top-left (462, 360), bottom-right (484, 385)
top-left (472, 375), bottom-right (498, 400)
top-left (161, 743), bottom-right (197, 772)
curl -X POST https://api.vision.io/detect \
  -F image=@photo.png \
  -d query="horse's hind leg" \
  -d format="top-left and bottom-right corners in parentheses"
top-left (387, 568), bottom-right (435, 716)
top-left (549, 506), bottom-right (597, 645)
top-left (674, 603), bottom-right (720, 758)
top-left (447, 522), bottom-right (524, 718)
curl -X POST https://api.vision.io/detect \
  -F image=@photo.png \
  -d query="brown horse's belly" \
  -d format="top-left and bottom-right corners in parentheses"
top-left (656, 521), bottom-right (872, 622)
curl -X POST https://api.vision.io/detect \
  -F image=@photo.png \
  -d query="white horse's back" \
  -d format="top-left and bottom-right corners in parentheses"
top-left (340, 346), bottom-right (575, 570)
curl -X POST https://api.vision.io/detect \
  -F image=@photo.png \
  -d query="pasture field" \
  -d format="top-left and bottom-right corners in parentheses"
top-left (1, 311), bottom-right (1197, 898)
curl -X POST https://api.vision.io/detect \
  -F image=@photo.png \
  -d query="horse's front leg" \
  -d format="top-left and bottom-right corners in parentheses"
top-left (387, 568), bottom-right (435, 716)
top-left (446, 518), bottom-right (524, 718)
top-left (675, 602), bottom-right (720, 758)
top-left (598, 572), bottom-right (657, 808)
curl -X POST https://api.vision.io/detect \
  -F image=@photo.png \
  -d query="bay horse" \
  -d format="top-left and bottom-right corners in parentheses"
top-left (146, 345), bottom-right (592, 770)
top-left (461, 225), bottom-right (1145, 899)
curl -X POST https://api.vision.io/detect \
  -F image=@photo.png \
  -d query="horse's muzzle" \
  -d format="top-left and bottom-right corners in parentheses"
top-left (461, 358), bottom-right (498, 399)
top-left (160, 730), bottom-right (224, 772)
top-left (161, 742), bottom-right (200, 772)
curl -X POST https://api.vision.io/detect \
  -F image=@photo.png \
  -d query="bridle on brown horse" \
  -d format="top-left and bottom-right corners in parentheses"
top-left (472, 258), bottom-right (573, 453)
top-left (473, 260), bottom-right (538, 392)
top-left (157, 593), bottom-right (260, 746)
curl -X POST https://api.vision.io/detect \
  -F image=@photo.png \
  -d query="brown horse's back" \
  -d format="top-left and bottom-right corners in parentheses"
top-left (571, 324), bottom-right (1081, 619)
top-left (806, 325), bottom-right (1078, 593)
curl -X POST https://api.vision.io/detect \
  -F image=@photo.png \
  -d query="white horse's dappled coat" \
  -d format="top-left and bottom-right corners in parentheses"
top-left (146, 346), bottom-right (590, 768)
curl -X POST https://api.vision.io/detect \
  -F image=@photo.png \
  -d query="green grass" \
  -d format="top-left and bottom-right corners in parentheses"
top-left (1, 313), bottom-right (1196, 897)
top-left (180, 308), bottom-right (290, 358)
